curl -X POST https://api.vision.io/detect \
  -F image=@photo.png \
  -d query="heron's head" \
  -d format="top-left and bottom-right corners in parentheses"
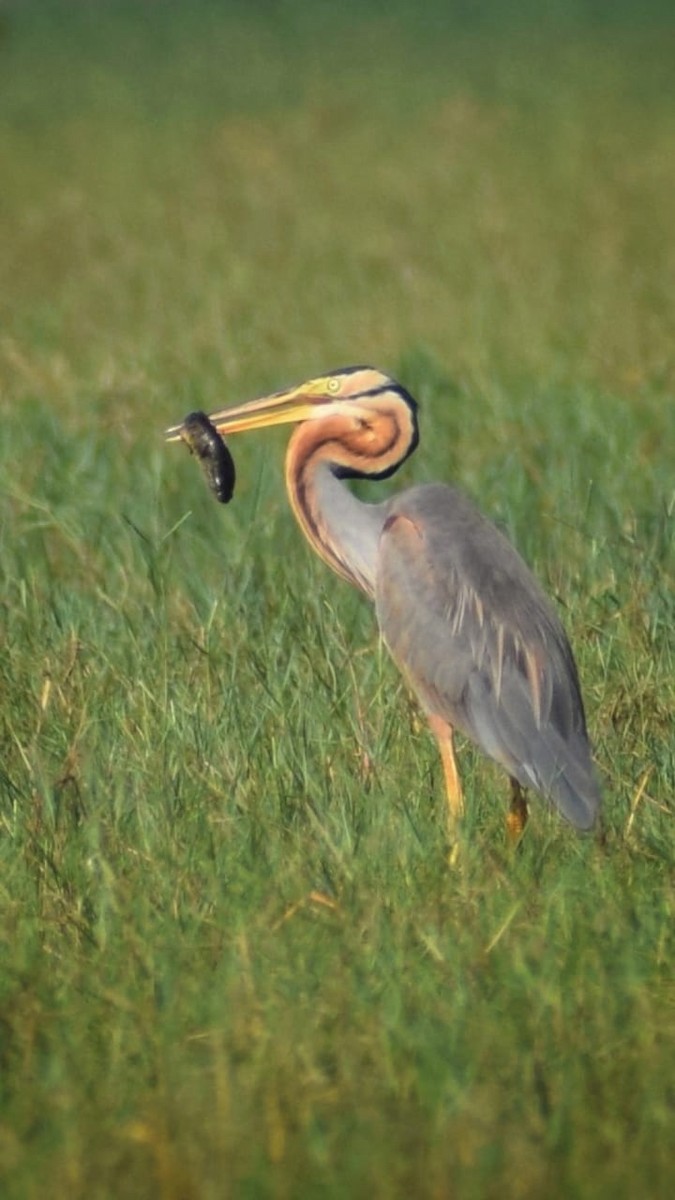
top-left (166, 366), bottom-right (418, 443)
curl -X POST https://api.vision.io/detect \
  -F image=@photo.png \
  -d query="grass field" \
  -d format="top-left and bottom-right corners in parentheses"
top-left (1, 2), bottom-right (674, 1196)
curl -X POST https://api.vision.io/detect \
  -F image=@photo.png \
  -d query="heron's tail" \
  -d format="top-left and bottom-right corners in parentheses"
top-left (521, 727), bottom-right (602, 830)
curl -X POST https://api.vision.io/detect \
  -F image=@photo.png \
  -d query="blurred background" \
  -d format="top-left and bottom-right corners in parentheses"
top-left (2, 0), bottom-right (675, 412)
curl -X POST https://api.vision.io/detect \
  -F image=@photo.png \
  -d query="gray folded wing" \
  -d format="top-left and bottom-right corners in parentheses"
top-left (375, 484), bottom-right (601, 829)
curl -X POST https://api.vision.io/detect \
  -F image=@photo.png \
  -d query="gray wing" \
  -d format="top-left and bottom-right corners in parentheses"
top-left (375, 484), bottom-right (601, 829)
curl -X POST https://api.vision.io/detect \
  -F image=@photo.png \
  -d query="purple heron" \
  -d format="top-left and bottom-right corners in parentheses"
top-left (167, 367), bottom-right (601, 837)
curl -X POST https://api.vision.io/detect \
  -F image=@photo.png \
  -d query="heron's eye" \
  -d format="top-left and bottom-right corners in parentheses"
top-left (327, 377), bottom-right (341, 394)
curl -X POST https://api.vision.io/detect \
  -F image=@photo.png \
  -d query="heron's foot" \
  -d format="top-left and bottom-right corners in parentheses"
top-left (446, 837), bottom-right (462, 868)
top-left (443, 818), bottom-right (465, 867)
top-left (505, 810), bottom-right (526, 843)
top-left (506, 779), bottom-right (528, 844)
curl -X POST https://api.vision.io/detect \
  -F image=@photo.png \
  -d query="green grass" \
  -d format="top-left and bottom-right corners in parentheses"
top-left (1, 2), bottom-right (674, 1196)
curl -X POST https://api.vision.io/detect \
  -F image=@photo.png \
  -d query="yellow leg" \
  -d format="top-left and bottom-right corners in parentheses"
top-left (428, 714), bottom-right (464, 831)
top-left (506, 778), bottom-right (528, 842)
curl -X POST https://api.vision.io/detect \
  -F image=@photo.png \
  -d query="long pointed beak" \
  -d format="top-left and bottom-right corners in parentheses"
top-left (165, 382), bottom-right (332, 443)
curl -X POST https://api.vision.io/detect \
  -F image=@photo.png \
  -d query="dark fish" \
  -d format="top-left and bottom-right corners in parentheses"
top-left (180, 411), bottom-right (236, 504)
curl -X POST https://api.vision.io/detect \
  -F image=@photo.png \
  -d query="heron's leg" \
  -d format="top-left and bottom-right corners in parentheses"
top-left (506, 778), bottom-right (528, 842)
top-left (427, 714), bottom-right (464, 829)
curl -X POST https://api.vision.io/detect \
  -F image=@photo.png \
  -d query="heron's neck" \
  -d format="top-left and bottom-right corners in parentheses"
top-left (285, 456), bottom-right (385, 598)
